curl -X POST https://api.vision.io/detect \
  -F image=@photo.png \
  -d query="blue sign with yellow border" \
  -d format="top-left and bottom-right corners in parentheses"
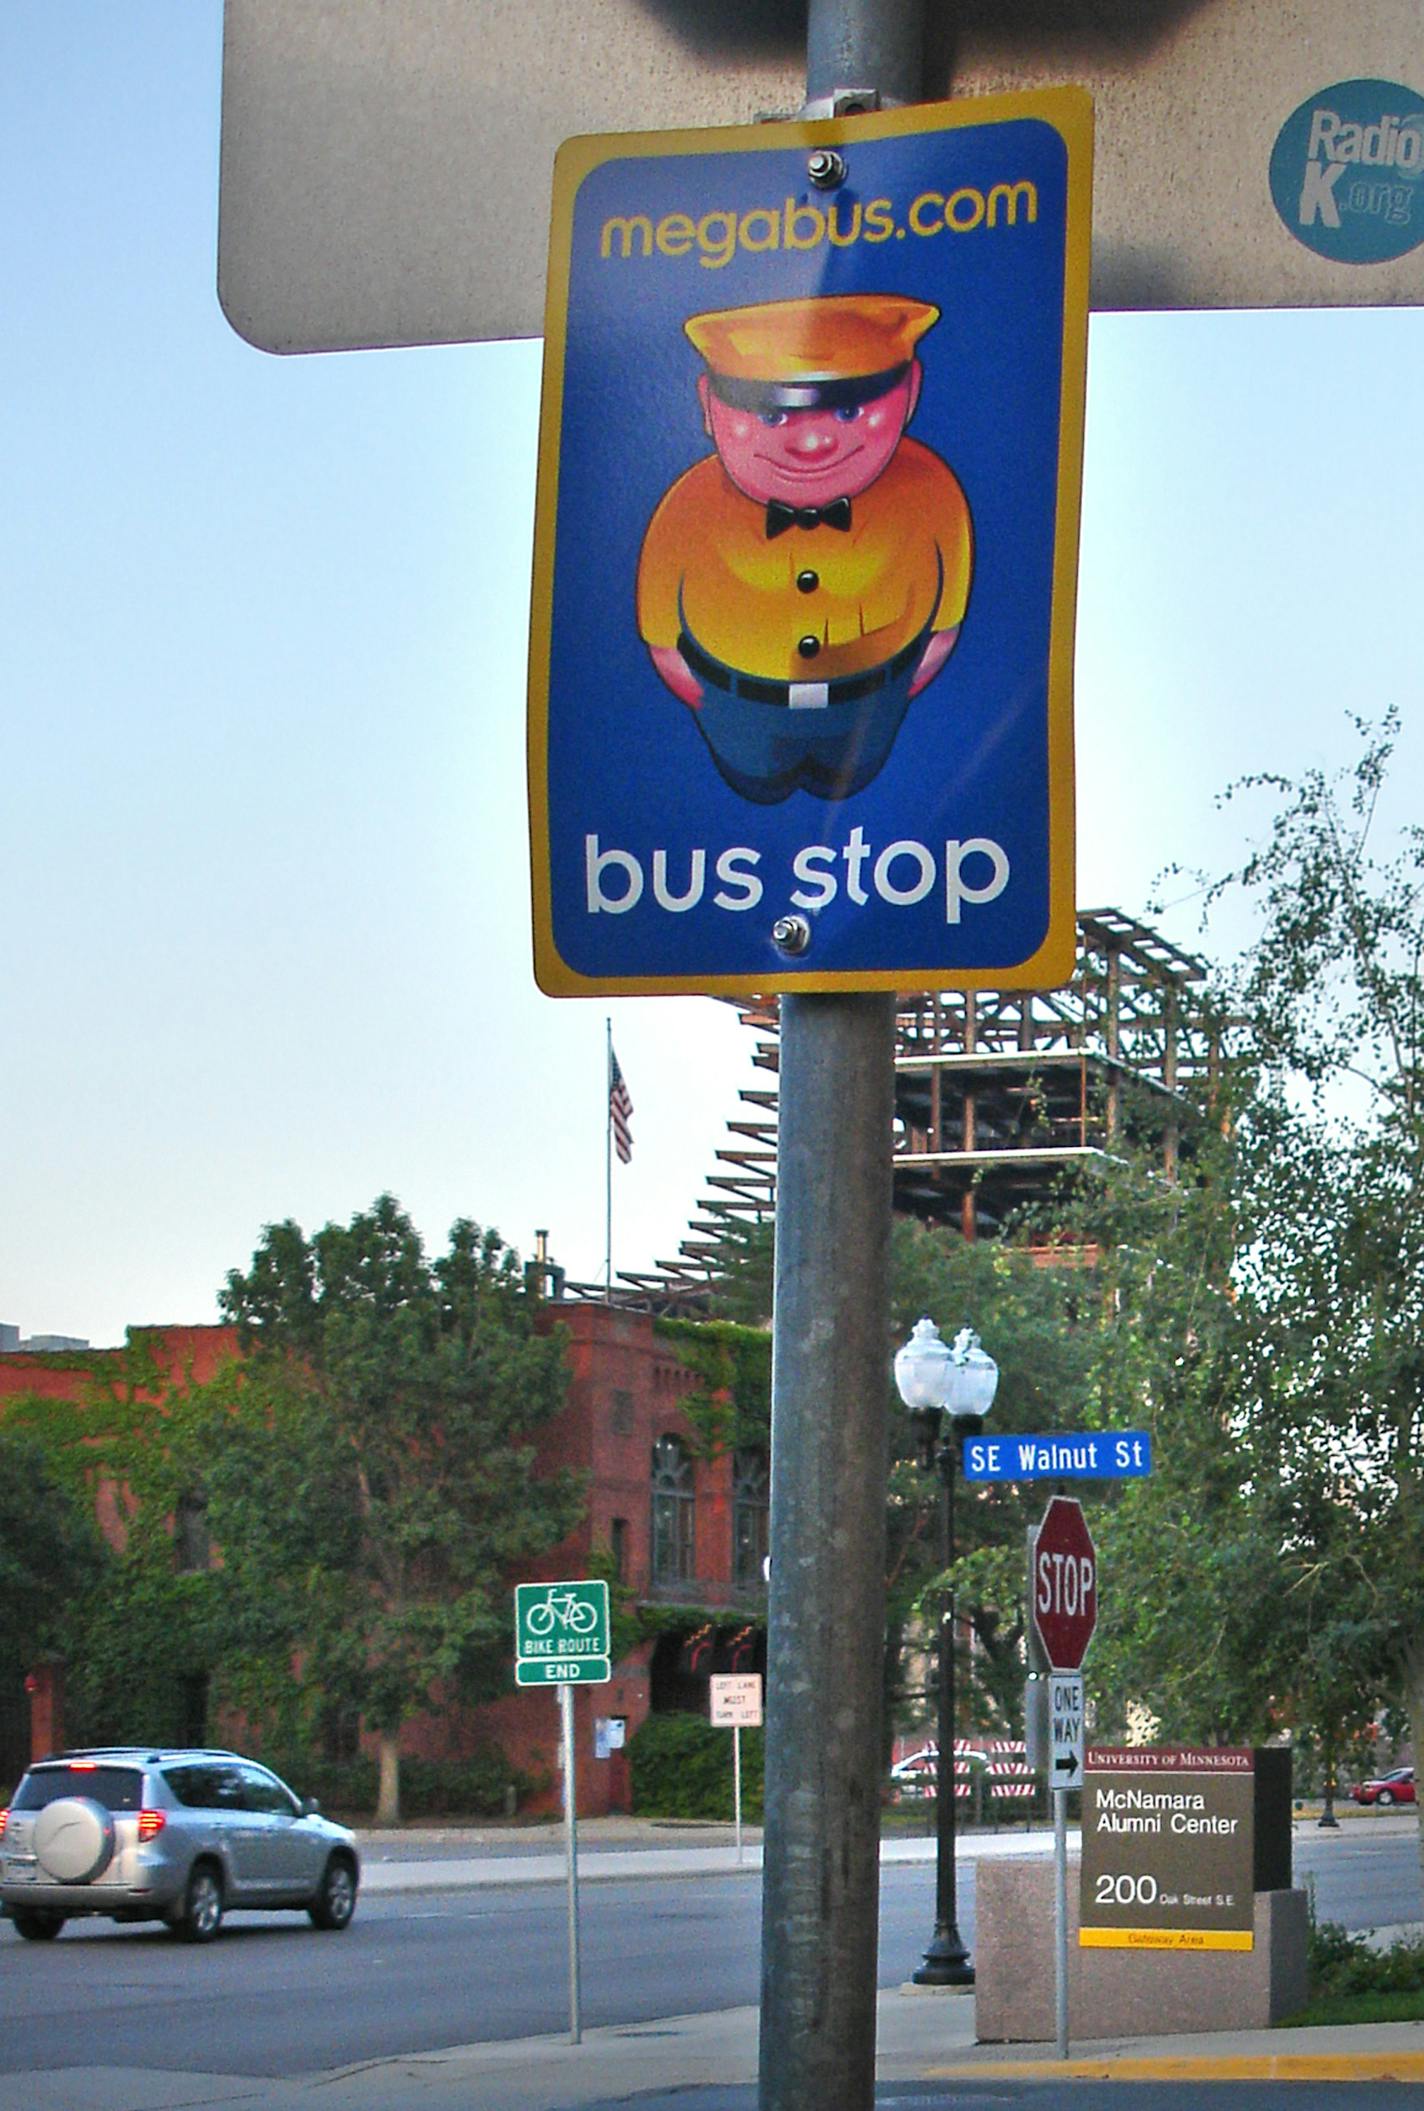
top-left (529, 91), bottom-right (1092, 997)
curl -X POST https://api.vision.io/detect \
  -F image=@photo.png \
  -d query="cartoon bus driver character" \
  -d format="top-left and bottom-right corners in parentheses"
top-left (636, 292), bottom-right (973, 805)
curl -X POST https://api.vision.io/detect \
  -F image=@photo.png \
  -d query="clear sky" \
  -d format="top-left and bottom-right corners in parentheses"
top-left (6, 3), bottom-right (1424, 1348)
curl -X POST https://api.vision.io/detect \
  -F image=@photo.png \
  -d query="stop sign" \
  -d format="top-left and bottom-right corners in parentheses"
top-left (1032, 1496), bottom-right (1097, 1670)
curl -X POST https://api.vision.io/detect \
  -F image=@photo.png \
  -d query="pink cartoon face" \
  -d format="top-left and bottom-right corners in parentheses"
top-left (696, 363), bottom-right (922, 510)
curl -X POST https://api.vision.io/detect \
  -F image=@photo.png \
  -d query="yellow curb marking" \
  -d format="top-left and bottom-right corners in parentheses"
top-left (926, 2053), bottom-right (1424, 2083)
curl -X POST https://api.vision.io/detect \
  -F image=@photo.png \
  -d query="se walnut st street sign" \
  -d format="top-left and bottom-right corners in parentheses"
top-left (963, 1430), bottom-right (1151, 1482)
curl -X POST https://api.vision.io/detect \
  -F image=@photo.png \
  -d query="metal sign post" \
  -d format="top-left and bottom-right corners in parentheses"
top-left (560, 1681), bottom-right (582, 2045)
top-left (1054, 1768), bottom-right (1070, 2060)
top-left (514, 1580), bottom-right (612, 2045)
top-left (1049, 1671), bottom-right (1085, 2061)
top-left (1031, 1503), bottom-right (1098, 2065)
top-left (733, 1721), bottom-right (742, 1863)
top-left (760, 990), bottom-right (895, 2111)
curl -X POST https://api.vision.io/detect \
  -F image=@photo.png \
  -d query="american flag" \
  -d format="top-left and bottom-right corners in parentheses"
top-left (609, 1046), bottom-right (634, 1165)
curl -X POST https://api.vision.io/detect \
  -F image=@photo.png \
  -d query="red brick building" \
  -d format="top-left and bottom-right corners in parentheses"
top-left (453, 1302), bottom-right (767, 1813)
top-left (0, 1306), bottom-right (768, 1816)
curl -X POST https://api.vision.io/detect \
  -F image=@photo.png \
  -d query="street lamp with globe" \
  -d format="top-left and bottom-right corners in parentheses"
top-left (893, 1316), bottom-right (1000, 1986)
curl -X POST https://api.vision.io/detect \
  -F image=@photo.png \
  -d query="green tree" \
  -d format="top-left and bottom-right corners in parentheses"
top-left (219, 1195), bottom-right (583, 1823)
top-left (1200, 716), bottom-right (1424, 1873)
top-left (180, 1358), bottom-right (368, 1762)
top-left (1051, 1099), bottom-right (1297, 1745)
top-left (0, 1429), bottom-right (105, 1686)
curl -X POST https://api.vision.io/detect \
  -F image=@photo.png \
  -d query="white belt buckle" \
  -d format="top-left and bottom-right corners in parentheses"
top-left (788, 680), bottom-right (830, 711)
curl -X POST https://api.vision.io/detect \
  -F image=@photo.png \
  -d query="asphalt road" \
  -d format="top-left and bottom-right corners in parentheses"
top-left (0, 1825), bottom-right (1417, 2083)
top-left (1294, 1817), bottom-right (1422, 1929)
top-left (8, 1876), bottom-right (757, 2075)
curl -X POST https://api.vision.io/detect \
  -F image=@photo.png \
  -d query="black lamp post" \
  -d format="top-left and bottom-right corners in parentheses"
top-left (1318, 1739), bottom-right (1340, 1829)
top-left (894, 1317), bottom-right (1000, 1988)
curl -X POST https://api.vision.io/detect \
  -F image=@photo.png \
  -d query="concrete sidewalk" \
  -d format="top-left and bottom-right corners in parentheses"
top-left (10, 1990), bottom-right (1424, 2111)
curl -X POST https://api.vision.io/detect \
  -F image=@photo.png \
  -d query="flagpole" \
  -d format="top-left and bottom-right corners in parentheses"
top-left (604, 1017), bottom-right (613, 1300)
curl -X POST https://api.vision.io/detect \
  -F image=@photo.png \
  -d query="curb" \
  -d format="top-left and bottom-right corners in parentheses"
top-left (928, 2052), bottom-right (1424, 2082)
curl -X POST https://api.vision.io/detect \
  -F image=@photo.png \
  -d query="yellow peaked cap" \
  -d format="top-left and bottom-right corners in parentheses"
top-left (685, 294), bottom-right (939, 383)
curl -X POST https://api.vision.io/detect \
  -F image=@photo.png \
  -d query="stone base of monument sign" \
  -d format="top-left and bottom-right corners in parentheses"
top-left (974, 1857), bottom-right (1308, 2042)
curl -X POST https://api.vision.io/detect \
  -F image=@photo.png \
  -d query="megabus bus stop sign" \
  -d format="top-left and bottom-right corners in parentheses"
top-left (528, 91), bottom-right (1092, 997)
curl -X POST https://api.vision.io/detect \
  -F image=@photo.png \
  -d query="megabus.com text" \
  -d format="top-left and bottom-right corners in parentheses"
top-left (598, 181), bottom-right (1038, 271)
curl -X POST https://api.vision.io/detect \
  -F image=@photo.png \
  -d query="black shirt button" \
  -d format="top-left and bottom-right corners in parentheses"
top-left (797, 635), bottom-right (821, 660)
top-left (796, 569), bottom-right (820, 594)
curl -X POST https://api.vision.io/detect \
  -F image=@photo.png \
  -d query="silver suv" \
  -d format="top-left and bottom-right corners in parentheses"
top-left (0, 1747), bottom-right (360, 1943)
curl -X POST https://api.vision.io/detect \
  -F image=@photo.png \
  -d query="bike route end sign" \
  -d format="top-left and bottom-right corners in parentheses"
top-left (515, 1579), bottom-right (612, 1686)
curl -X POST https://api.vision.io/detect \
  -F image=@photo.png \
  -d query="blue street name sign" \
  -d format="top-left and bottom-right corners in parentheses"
top-left (962, 1430), bottom-right (1152, 1483)
top-left (529, 89), bottom-right (1092, 998)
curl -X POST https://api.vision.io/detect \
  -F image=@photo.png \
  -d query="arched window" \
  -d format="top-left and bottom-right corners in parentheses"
top-left (651, 1434), bottom-right (695, 1586)
top-left (733, 1447), bottom-right (770, 1587)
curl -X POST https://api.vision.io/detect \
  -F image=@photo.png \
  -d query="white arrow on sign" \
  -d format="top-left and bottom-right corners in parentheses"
top-left (1048, 1672), bottom-right (1085, 1792)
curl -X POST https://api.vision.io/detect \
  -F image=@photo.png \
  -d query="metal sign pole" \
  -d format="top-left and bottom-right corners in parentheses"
top-left (1054, 1783), bottom-right (1070, 2059)
top-left (733, 1722), bottom-right (743, 1865)
top-left (757, 23), bottom-right (927, 2111)
top-left (758, 994), bottom-right (897, 2111)
top-left (560, 1683), bottom-right (582, 2045)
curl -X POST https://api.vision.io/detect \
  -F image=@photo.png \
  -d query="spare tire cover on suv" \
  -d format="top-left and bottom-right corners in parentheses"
top-left (34, 1798), bottom-right (117, 1882)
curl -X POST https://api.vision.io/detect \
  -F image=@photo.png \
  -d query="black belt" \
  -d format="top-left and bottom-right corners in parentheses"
top-left (678, 632), bottom-right (922, 707)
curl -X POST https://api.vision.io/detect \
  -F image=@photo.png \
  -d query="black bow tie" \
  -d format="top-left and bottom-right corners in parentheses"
top-left (765, 497), bottom-right (853, 539)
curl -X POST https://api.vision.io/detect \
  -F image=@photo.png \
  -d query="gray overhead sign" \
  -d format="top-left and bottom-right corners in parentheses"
top-left (219, 0), bottom-right (1424, 351)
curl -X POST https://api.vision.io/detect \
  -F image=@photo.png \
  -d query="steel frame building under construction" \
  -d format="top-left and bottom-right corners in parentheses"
top-left (604, 908), bottom-right (1224, 1309)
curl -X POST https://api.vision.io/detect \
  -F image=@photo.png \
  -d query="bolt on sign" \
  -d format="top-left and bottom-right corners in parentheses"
top-left (528, 90), bottom-right (1091, 998)
top-left (1080, 1747), bottom-right (1256, 1953)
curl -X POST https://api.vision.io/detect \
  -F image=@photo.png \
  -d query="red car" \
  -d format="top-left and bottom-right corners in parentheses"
top-left (1351, 1766), bottom-right (1416, 1807)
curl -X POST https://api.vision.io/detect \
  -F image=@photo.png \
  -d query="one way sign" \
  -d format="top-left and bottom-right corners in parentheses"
top-left (1049, 1672), bottom-right (1084, 1791)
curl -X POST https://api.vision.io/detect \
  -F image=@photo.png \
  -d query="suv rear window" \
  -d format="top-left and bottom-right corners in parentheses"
top-left (13, 1764), bottom-right (145, 1813)
top-left (163, 1763), bottom-right (242, 1810)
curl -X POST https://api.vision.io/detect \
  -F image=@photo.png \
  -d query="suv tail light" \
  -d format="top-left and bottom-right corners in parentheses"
top-left (0, 1808), bottom-right (8, 1841)
top-left (136, 1810), bottom-right (166, 1842)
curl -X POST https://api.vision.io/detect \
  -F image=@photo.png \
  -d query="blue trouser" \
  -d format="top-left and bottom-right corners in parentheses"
top-left (682, 636), bottom-right (922, 804)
